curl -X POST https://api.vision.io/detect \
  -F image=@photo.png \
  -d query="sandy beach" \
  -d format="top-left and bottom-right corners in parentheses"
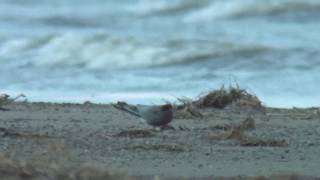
top-left (0, 98), bottom-right (320, 179)
top-left (1, 0), bottom-right (320, 179)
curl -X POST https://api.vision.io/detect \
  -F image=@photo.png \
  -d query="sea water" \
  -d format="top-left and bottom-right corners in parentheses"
top-left (0, 0), bottom-right (320, 107)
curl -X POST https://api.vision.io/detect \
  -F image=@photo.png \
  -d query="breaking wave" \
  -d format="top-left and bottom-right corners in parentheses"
top-left (129, 0), bottom-right (210, 16)
top-left (184, 0), bottom-right (320, 22)
top-left (0, 32), bottom-right (273, 70)
top-left (127, 0), bottom-right (320, 21)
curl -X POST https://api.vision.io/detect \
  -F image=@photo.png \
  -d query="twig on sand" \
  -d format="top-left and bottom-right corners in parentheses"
top-left (176, 85), bottom-right (265, 115)
top-left (176, 97), bottom-right (203, 118)
top-left (0, 93), bottom-right (26, 111)
top-left (0, 127), bottom-right (54, 139)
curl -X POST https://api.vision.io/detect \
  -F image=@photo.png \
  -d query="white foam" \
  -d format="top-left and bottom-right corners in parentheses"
top-left (0, 31), bottom-right (279, 70)
top-left (27, 33), bottom-right (163, 69)
top-left (184, 0), bottom-right (320, 22)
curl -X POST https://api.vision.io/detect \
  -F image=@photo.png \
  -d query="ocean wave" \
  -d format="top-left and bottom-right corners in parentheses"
top-left (182, 0), bottom-right (320, 22)
top-left (129, 0), bottom-right (210, 16)
top-left (0, 2), bottom-right (125, 28)
top-left (39, 16), bottom-right (98, 28)
top-left (0, 32), bottom-right (273, 70)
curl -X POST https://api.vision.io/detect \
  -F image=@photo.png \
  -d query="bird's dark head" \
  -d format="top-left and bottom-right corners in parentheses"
top-left (161, 104), bottom-right (172, 111)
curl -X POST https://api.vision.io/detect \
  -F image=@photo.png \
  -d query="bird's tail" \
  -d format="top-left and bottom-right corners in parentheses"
top-left (112, 101), bottom-right (141, 117)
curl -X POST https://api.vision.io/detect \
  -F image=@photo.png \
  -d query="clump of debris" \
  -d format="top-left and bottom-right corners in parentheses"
top-left (194, 85), bottom-right (262, 109)
top-left (0, 93), bottom-right (25, 111)
top-left (176, 85), bottom-right (265, 117)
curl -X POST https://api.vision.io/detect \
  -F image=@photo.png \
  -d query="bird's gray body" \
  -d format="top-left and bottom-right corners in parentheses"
top-left (113, 102), bottom-right (173, 127)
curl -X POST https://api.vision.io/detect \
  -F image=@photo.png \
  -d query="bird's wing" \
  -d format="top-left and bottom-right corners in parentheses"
top-left (112, 102), bottom-right (141, 117)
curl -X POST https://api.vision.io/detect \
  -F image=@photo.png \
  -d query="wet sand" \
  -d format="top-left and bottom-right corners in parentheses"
top-left (0, 102), bottom-right (320, 179)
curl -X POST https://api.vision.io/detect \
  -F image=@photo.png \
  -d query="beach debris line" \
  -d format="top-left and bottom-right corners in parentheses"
top-left (0, 93), bottom-right (26, 111)
top-left (112, 101), bottom-right (173, 128)
top-left (176, 85), bottom-right (265, 117)
top-left (208, 118), bottom-right (255, 141)
top-left (114, 129), bottom-right (155, 138)
top-left (210, 116), bottom-right (256, 131)
top-left (0, 127), bottom-right (54, 139)
top-left (238, 116), bottom-right (256, 130)
top-left (240, 138), bottom-right (288, 147)
top-left (177, 85), bottom-right (264, 111)
top-left (0, 154), bottom-right (127, 180)
top-left (207, 118), bottom-right (288, 147)
top-left (194, 85), bottom-right (263, 109)
top-left (176, 97), bottom-right (204, 118)
top-left (121, 143), bottom-right (185, 152)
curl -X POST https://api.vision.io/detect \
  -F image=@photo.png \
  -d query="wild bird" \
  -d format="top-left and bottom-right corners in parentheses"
top-left (112, 102), bottom-right (173, 128)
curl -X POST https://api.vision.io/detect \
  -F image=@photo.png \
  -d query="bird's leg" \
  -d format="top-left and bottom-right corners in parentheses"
top-left (160, 125), bottom-right (175, 130)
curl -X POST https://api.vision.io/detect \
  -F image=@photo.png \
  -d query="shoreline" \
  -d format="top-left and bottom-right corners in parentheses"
top-left (0, 101), bottom-right (319, 179)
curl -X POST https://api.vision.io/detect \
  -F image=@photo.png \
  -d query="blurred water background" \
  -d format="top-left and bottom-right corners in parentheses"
top-left (0, 0), bottom-right (319, 107)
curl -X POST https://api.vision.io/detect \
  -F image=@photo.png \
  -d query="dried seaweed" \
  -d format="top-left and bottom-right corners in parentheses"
top-left (194, 86), bottom-right (263, 109)
top-left (176, 85), bottom-right (265, 118)
top-left (123, 144), bottom-right (185, 152)
top-left (114, 129), bottom-right (154, 138)
top-left (210, 117), bottom-right (256, 131)
top-left (240, 138), bottom-right (288, 147)
top-left (0, 127), bottom-right (54, 139)
top-left (0, 94), bottom-right (25, 111)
